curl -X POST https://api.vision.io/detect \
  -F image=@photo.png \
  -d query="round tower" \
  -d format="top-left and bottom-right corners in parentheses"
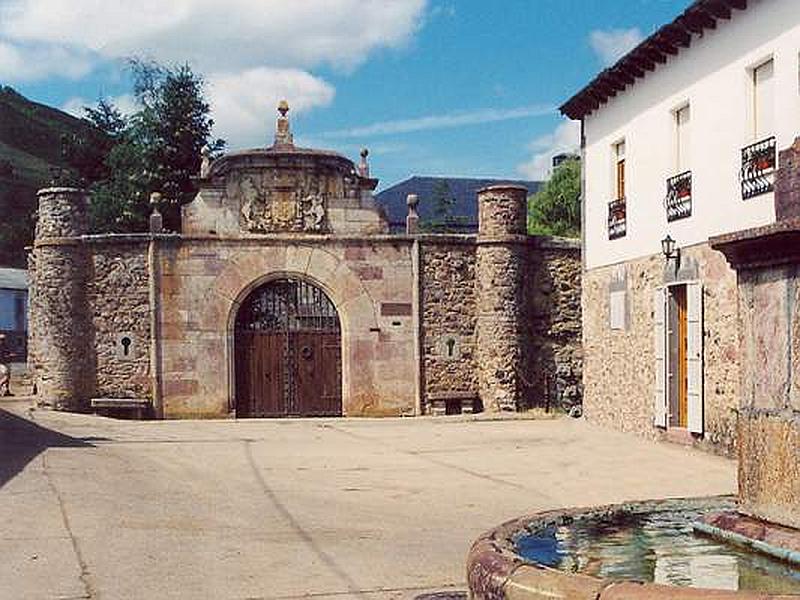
top-left (29, 187), bottom-right (93, 410)
top-left (475, 185), bottom-right (528, 412)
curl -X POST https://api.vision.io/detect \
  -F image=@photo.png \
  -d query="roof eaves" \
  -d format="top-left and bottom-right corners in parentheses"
top-left (559, 0), bottom-right (749, 121)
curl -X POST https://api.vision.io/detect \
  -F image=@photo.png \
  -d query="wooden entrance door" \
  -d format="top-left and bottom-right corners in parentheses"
top-left (668, 285), bottom-right (688, 428)
top-left (234, 278), bottom-right (342, 418)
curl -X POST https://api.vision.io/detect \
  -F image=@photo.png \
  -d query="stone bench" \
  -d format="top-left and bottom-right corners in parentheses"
top-left (427, 391), bottom-right (479, 416)
top-left (91, 397), bottom-right (152, 419)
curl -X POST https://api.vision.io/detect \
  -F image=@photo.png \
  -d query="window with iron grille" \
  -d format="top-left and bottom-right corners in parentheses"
top-left (608, 199), bottom-right (626, 240)
top-left (665, 171), bottom-right (692, 222)
top-left (740, 136), bottom-right (776, 200)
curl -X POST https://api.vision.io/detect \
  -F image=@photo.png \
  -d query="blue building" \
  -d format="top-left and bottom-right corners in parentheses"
top-left (0, 268), bottom-right (28, 363)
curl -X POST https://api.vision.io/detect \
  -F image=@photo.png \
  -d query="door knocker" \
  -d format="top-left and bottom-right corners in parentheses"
top-left (301, 346), bottom-right (313, 360)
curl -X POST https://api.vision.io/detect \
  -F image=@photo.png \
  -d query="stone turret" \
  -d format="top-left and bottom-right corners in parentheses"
top-left (29, 187), bottom-right (94, 410)
top-left (474, 185), bottom-right (528, 412)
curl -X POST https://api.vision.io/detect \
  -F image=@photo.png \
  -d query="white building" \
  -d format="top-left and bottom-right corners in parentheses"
top-left (0, 267), bottom-right (28, 363)
top-left (561, 0), bottom-right (800, 454)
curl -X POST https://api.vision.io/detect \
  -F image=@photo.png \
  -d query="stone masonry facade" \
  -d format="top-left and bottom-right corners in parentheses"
top-left (419, 234), bottom-right (582, 415)
top-left (89, 241), bottom-right (152, 399)
top-left (582, 243), bottom-right (740, 455)
top-left (28, 107), bottom-right (583, 419)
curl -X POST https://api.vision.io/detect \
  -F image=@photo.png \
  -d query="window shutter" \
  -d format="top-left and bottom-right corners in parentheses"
top-left (686, 282), bottom-right (704, 434)
top-left (610, 290), bottom-right (626, 330)
top-left (653, 288), bottom-right (667, 428)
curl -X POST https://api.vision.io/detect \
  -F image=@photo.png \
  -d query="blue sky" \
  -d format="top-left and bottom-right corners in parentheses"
top-left (1, 0), bottom-right (689, 188)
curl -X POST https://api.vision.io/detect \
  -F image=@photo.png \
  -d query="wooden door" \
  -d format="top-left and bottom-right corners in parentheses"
top-left (234, 278), bottom-right (342, 418)
top-left (675, 286), bottom-right (688, 429)
top-left (293, 331), bottom-right (342, 416)
top-left (236, 331), bottom-right (287, 417)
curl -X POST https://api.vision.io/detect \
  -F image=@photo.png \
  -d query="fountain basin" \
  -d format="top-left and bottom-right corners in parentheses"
top-left (466, 497), bottom-right (800, 599)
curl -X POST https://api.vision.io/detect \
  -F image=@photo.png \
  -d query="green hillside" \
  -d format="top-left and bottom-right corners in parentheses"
top-left (0, 86), bottom-right (96, 267)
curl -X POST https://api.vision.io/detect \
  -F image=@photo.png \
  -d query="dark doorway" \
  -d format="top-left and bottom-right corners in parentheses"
top-left (234, 278), bottom-right (342, 418)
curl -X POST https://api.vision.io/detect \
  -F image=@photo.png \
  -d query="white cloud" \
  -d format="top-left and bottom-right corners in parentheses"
top-left (61, 93), bottom-right (138, 118)
top-left (0, 0), bottom-right (427, 75)
top-left (0, 0), bottom-right (427, 147)
top-left (320, 104), bottom-right (553, 138)
top-left (517, 120), bottom-right (581, 180)
top-left (0, 40), bottom-right (93, 81)
top-left (207, 68), bottom-right (335, 147)
top-left (589, 28), bottom-right (644, 66)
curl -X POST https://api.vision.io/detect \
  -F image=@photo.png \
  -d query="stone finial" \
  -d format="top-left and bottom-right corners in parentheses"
top-left (358, 148), bottom-right (370, 177)
top-left (406, 193), bottom-right (419, 235)
top-left (274, 100), bottom-right (294, 147)
top-left (149, 192), bottom-right (163, 233)
top-left (199, 147), bottom-right (211, 178)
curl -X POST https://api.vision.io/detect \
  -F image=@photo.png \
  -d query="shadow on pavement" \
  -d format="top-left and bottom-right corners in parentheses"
top-left (414, 592), bottom-right (467, 600)
top-left (0, 406), bottom-right (93, 490)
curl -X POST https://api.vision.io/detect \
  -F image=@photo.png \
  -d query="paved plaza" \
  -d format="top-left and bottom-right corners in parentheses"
top-left (0, 400), bottom-right (736, 600)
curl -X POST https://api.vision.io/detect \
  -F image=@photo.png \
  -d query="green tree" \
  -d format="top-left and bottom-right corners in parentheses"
top-left (65, 59), bottom-right (225, 233)
top-left (422, 179), bottom-right (468, 232)
top-left (528, 158), bottom-right (581, 238)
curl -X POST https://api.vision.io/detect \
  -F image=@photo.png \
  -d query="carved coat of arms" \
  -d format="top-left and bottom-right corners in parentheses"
top-left (237, 174), bottom-right (327, 233)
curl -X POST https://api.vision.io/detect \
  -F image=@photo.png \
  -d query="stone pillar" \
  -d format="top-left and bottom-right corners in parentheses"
top-left (475, 185), bottom-right (527, 412)
top-left (406, 194), bottom-right (420, 234)
top-left (30, 187), bottom-right (93, 411)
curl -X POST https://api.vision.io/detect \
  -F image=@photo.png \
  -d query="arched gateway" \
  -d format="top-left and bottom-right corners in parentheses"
top-left (234, 278), bottom-right (342, 418)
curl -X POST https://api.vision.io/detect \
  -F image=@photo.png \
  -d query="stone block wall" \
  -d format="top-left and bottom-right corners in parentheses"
top-left (87, 240), bottom-right (152, 399)
top-left (738, 264), bottom-right (800, 412)
top-left (419, 238), bottom-right (478, 410)
top-left (582, 243), bottom-right (740, 455)
top-left (156, 237), bottom-right (416, 418)
top-left (30, 202), bottom-right (583, 419)
top-left (419, 234), bottom-right (582, 414)
top-left (522, 242), bottom-right (582, 412)
top-left (738, 409), bottom-right (800, 529)
top-left (711, 222), bottom-right (800, 527)
top-left (28, 188), bottom-right (95, 410)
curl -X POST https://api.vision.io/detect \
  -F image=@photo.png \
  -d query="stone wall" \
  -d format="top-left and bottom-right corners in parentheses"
top-left (738, 409), bottom-right (800, 529)
top-left (87, 240), bottom-right (152, 399)
top-left (156, 236), bottom-right (416, 418)
top-left (711, 219), bottom-right (800, 527)
top-left (582, 242), bottom-right (740, 455)
top-left (30, 194), bottom-right (583, 420)
top-left (738, 263), bottom-right (800, 412)
top-left (28, 188), bottom-right (95, 410)
top-left (419, 238), bottom-right (478, 411)
top-left (522, 241), bottom-right (582, 412)
top-left (418, 234), bottom-right (582, 414)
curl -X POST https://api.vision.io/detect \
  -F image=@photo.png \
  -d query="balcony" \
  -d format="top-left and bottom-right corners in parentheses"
top-left (665, 171), bottom-right (692, 222)
top-left (608, 199), bottom-right (626, 240)
top-left (740, 136), bottom-right (776, 200)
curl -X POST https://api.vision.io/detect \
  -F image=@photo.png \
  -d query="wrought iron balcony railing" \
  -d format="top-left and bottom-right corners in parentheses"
top-left (665, 171), bottom-right (692, 222)
top-left (608, 198), bottom-right (626, 240)
top-left (740, 136), bottom-right (776, 200)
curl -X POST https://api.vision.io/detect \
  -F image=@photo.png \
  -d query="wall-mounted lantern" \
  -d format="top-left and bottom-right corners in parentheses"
top-left (661, 234), bottom-right (680, 265)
